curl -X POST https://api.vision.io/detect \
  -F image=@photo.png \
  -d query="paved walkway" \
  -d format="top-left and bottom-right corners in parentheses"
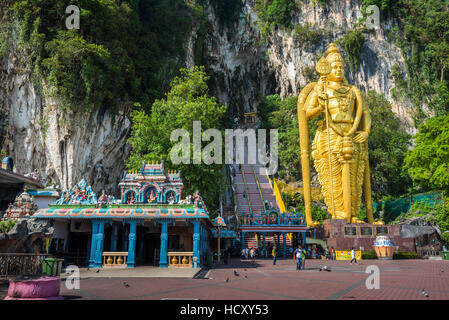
top-left (65, 266), bottom-right (200, 279)
top-left (51, 258), bottom-right (449, 300)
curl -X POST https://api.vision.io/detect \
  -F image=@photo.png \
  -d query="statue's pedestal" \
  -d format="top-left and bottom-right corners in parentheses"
top-left (315, 219), bottom-right (415, 252)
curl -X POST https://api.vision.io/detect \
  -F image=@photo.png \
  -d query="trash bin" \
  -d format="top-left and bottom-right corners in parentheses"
top-left (42, 258), bottom-right (64, 276)
top-left (442, 252), bottom-right (449, 260)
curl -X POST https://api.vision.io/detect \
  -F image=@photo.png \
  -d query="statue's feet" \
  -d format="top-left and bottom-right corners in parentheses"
top-left (351, 217), bottom-right (365, 223)
top-left (308, 220), bottom-right (321, 227)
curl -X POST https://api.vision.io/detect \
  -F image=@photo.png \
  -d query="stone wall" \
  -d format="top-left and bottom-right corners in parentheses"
top-left (318, 219), bottom-right (442, 254)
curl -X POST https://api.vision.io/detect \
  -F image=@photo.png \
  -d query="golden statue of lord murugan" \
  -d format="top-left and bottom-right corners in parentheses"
top-left (298, 43), bottom-right (375, 226)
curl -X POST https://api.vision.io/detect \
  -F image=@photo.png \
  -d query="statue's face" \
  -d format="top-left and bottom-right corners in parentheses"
top-left (329, 61), bottom-right (344, 81)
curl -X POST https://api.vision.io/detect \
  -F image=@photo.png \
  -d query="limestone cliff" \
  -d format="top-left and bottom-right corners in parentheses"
top-left (199, 0), bottom-right (412, 128)
top-left (0, 0), bottom-right (412, 197)
top-left (0, 49), bottom-right (131, 195)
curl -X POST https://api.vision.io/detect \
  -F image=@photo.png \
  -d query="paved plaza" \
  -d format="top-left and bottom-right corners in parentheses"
top-left (45, 258), bottom-right (449, 300)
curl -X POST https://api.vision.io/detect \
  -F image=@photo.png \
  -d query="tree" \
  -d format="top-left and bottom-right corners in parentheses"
top-left (403, 113), bottom-right (449, 195)
top-left (363, 91), bottom-right (413, 200)
top-left (257, 94), bottom-right (304, 182)
top-left (126, 66), bottom-right (227, 211)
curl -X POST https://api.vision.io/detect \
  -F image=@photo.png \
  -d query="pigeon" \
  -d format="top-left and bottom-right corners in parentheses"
top-left (320, 266), bottom-right (331, 272)
top-left (234, 270), bottom-right (239, 276)
top-left (87, 267), bottom-right (90, 271)
top-left (96, 269), bottom-right (100, 273)
top-left (244, 275), bottom-right (248, 278)
top-left (225, 277), bottom-right (229, 282)
top-left (244, 268), bottom-right (247, 271)
top-left (123, 282), bottom-right (130, 287)
top-left (441, 269), bottom-right (444, 273)
top-left (421, 289), bottom-right (429, 297)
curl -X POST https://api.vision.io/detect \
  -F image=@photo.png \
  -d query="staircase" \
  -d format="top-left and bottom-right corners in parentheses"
top-left (243, 233), bottom-right (293, 251)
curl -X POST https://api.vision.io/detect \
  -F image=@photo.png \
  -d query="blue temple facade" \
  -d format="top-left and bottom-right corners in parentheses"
top-left (32, 163), bottom-right (212, 269)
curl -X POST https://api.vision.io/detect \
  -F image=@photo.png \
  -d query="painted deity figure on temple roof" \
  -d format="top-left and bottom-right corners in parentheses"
top-left (127, 192), bottom-right (136, 204)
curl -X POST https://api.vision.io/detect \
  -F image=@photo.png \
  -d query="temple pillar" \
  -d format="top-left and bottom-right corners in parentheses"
top-left (159, 221), bottom-right (168, 268)
top-left (192, 220), bottom-right (200, 268)
top-left (88, 221), bottom-right (98, 268)
top-left (283, 232), bottom-right (287, 258)
top-left (262, 232), bottom-right (266, 258)
top-left (111, 223), bottom-right (118, 252)
top-left (91, 220), bottom-right (105, 268)
top-left (127, 220), bottom-right (137, 268)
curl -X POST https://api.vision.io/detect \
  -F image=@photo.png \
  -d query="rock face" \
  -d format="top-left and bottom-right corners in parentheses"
top-left (199, 0), bottom-right (412, 128)
top-left (0, 218), bottom-right (53, 253)
top-left (0, 49), bottom-right (131, 196)
top-left (0, 0), bottom-right (413, 198)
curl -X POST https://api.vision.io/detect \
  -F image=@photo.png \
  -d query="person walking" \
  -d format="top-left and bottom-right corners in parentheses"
top-left (250, 247), bottom-right (256, 264)
top-left (295, 246), bottom-right (303, 270)
top-left (245, 247), bottom-right (249, 260)
top-left (330, 247), bottom-right (335, 260)
top-left (350, 247), bottom-right (358, 265)
top-left (241, 248), bottom-right (245, 259)
top-left (289, 247), bottom-right (294, 260)
top-left (272, 246), bottom-right (277, 265)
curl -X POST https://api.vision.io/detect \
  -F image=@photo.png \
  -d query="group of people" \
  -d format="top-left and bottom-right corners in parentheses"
top-left (239, 245), bottom-right (359, 267)
top-left (241, 247), bottom-right (258, 263)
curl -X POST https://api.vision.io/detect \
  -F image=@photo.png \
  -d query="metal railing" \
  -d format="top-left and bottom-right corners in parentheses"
top-left (239, 214), bottom-right (305, 226)
top-left (0, 253), bottom-right (53, 277)
top-left (251, 165), bottom-right (267, 211)
top-left (241, 166), bottom-right (253, 214)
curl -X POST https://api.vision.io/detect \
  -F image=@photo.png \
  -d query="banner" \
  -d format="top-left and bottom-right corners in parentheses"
top-left (335, 250), bottom-right (362, 260)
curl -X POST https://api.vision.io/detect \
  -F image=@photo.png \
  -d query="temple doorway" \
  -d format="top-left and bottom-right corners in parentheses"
top-left (139, 232), bottom-right (160, 266)
top-left (67, 232), bottom-right (90, 266)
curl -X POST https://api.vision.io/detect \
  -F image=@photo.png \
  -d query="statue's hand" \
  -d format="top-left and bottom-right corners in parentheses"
top-left (353, 131), bottom-right (369, 143)
top-left (317, 91), bottom-right (327, 108)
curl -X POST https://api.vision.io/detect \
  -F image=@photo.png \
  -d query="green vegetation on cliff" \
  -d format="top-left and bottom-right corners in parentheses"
top-left (254, 0), bottom-right (299, 37)
top-left (0, 0), bottom-right (199, 112)
top-left (362, 0), bottom-right (449, 123)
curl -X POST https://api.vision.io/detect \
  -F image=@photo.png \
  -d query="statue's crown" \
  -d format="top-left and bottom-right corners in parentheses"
top-left (325, 43), bottom-right (344, 63)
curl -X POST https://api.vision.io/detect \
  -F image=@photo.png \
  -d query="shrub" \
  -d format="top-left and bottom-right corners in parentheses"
top-left (0, 219), bottom-right (16, 233)
top-left (339, 29), bottom-right (365, 72)
top-left (393, 250), bottom-right (420, 259)
top-left (362, 250), bottom-right (378, 259)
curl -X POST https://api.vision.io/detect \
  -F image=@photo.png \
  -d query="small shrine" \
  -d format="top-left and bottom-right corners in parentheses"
top-left (2, 189), bottom-right (38, 220)
top-left (119, 161), bottom-right (183, 204)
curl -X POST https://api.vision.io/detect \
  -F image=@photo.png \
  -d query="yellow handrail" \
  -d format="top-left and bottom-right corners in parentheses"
top-left (241, 166), bottom-right (253, 214)
top-left (273, 177), bottom-right (287, 214)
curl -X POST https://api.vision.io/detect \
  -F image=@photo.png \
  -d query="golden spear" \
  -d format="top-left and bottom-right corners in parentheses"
top-left (315, 56), bottom-right (336, 217)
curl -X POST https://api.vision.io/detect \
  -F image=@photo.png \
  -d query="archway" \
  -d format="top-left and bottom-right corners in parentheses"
top-left (124, 190), bottom-right (137, 204)
top-left (143, 186), bottom-right (158, 204)
top-left (164, 190), bottom-right (177, 204)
